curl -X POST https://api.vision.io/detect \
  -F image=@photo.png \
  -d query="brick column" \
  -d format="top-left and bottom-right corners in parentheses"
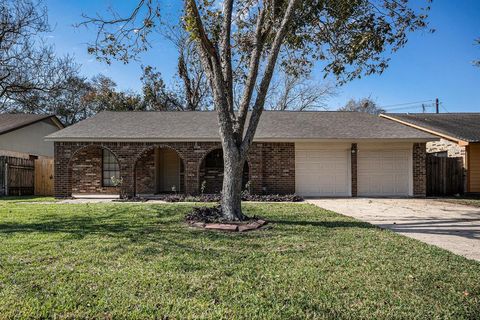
top-left (120, 161), bottom-right (135, 198)
top-left (351, 143), bottom-right (358, 197)
top-left (248, 143), bottom-right (264, 194)
top-left (413, 143), bottom-right (427, 197)
top-left (54, 142), bottom-right (72, 198)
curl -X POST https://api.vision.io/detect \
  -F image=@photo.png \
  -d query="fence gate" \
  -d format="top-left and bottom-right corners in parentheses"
top-left (34, 158), bottom-right (54, 196)
top-left (0, 156), bottom-right (35, 196)
top-left (426, 154), bottom-right (464, 196)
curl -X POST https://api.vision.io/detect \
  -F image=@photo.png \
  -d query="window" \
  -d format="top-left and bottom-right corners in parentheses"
top-left (102, 149), bottom-right (120, 186)
top-left (205, 149), bottom-right (224, 168)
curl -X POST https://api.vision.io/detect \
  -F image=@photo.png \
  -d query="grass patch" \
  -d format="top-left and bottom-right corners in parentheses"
top-left (436, 198), bottom-right (480, 208)
top-left (0, 196), bottom-right (56, 203)
top-left (0, 202), bottom-right (479, 319)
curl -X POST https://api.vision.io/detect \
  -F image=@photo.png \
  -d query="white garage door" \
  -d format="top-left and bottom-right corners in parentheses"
top-left (358, 148), bottom-right (411, 196)
top-left (295, 144), bottom-right (351, 197)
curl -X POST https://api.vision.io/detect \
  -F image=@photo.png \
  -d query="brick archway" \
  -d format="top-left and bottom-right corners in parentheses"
top-left (197, 147), bottom-right (250, 193)
top-left (133, 145), bottom-right (187, 196)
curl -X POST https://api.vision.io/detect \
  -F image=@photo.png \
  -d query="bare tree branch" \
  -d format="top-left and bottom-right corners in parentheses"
top-left (241, 0), bottom-right (300, 155)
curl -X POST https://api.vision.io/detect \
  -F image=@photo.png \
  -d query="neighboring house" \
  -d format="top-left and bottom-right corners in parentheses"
top-left (0, 114), bottom-right (64, 196)
top-left (46, 111), bottom-right (435, 198)
top-left (381, 113), bottom-right (480, 194)
top-left (0, 114), bottom-right (64, 159)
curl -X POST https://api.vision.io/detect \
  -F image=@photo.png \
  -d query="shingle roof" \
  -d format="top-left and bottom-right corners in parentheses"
top-left (0, 113), bottom-right (60, 135)
top-left (46, 111), bottom-right (435, 141)
top-left (382, 113), bottom-right (480, 143)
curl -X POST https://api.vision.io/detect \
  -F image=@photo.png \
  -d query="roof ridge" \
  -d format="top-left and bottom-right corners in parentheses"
top-left (99, 110), bottom-right (372, 114)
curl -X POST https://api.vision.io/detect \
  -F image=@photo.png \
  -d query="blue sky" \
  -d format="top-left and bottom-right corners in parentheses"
top-left (45, 0), bottom-right (480, 112)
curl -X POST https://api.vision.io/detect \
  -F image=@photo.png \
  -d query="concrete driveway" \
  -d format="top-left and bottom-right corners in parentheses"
top-left (307, 198), bottom-right (480, 261)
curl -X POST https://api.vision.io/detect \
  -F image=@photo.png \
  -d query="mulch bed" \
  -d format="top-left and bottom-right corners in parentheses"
top-left (185, 206), bottom-right (268, 232)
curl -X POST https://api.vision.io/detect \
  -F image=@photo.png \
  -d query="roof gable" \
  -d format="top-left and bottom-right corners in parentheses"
top-left (0, 114), bottom-right (63, 135)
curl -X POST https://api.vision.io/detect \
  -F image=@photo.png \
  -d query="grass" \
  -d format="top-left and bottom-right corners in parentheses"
top-left (435, 197), bottom-right (480, 208)
top-left (0, 196), bottom-right (56, 203)
top-left (0, 202), bottom-right (479, 319)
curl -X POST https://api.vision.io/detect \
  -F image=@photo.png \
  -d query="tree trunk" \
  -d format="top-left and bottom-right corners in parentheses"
top-left (221, 148), bottom-right (246, 221)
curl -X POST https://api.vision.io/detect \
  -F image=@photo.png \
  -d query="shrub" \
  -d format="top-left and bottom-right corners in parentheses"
top-left (242, 194), bottom-right (303, 202)
top-left (156, 193), bottom-right (303, 203)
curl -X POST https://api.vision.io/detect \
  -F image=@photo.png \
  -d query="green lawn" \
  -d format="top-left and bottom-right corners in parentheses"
top-left (0, 202), bottom-right (479, 319)
top-left (0, 196), bottom-right (56, 203)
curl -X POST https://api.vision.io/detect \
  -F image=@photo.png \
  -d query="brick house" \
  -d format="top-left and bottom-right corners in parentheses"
top-left (381, 113), bottom-right (480, 194)
top-left (46, 111), bottom-right (435, 198)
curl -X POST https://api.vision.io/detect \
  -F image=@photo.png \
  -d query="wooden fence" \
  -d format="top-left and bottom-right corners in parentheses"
top-left (34, 158), bottom-right (54, 196)
top-left (0, 156), bottom-right (54, 196)
top-left (0, 156), bottom-right (35, 196)
top-left (426, 154), bottom-right (464, 196)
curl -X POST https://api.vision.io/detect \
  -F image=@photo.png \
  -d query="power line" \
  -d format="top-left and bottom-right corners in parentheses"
top-left (383, 104), bottom-right (435, 112)
top-left (440, 102), bottom-right (449, 113)
top-left (380, 99), bottom-right (434, 109)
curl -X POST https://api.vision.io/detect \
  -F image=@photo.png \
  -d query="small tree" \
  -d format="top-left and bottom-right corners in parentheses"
top-left (83, 0), bottom-right (430, 220)
top-left (338, 97), bottom-right (385, 115)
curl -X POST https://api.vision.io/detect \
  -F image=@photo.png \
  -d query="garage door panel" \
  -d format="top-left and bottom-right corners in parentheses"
top-left (295, 145), bottom-right (350, 197)
top-left (358, 148), bottom-right (411, 196)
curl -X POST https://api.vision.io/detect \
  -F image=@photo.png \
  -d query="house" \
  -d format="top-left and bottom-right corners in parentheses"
top-left (46, 111), bottom-right (435, 198)
top-left (0, 114), bottom-right (64, 196)
top-left (381, 113), bottom-right (480, 194)
top-left (0, 113), bottom-right (64, 159)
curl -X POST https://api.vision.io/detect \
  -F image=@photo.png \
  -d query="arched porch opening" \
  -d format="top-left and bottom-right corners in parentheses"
top-left (198, 148), bottom-right (249, 194)
top-left (134, 146), bottom-right (185, 196)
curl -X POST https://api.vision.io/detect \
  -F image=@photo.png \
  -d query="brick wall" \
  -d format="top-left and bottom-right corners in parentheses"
top-left (70, 146), bottom-right (118, 194)
top-left (258, 143), bottom-right (295, 194)
top-left (427, 138), bottom-right (465, 158)
top-left (135, 148), bottom-right (156, 195)
top-left (413, 143), bottom-right (427, 197)
top-left (199, 161), bottom-right (249, 193)
top-left (54, 141), bottom-right (295, 198)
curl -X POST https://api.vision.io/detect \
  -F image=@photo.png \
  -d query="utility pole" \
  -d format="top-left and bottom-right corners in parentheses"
top-left (435, 98), bottom-right (439, 114)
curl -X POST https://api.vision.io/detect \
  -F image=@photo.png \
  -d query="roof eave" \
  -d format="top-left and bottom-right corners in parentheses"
top-left (380, 114), bottom-right (469, 145)
top-left (45, 137), bottom-right (436, 143)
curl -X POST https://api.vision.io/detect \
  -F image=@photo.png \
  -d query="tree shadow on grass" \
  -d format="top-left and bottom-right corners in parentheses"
top-left (0, 204), bottom-right (380, 261)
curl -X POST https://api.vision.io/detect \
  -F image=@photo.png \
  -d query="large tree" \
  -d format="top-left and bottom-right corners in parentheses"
top-left (163, 27), bottom-right (212, 110)
top-left (267, 72), bottom-right (336, 110)
top-left (84, 0), bottom-right (430, 220)
top-left (0, 0), bottom-right (76, 107)
top-left (8, 74), bottom-right (95, 125)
